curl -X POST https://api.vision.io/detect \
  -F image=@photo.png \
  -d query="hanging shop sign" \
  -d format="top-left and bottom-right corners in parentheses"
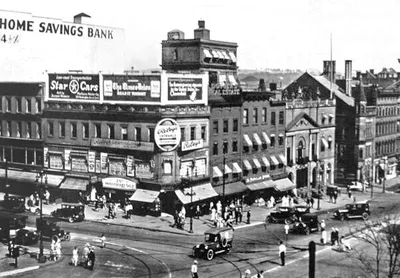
top-left (100, 152), bottom-right (108, 173)
top-left (88, 151), bottom-right (96, 173)
top-left (102, 177), bottom-right (137, 191)
top-left (245, 174), bottom-right (271, 184)
top-left (103, 75), bottom-right (161, 102)
top-left (91, 138), bottom-right (154, 152)
top-left (154, 118), bottom-right (181, 152)
top-left (48, 73), bottom-right (100, 101)
top-left (181, 139), bottom-right (204, 152)
top-left (167, 77), bottom-right (203, 102)
top-left (126, 155), bottom-right (135, 177)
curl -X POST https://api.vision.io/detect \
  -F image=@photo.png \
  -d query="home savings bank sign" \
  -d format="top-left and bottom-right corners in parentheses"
top-left (0, 16), bottom-right (114, 40)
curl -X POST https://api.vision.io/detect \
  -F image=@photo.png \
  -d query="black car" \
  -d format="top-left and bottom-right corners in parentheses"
top-left (14, 228), bottom-right (39, 245)
top-left (36, 217), bottom-right (70, 241)
top-left (290, 213), bottom-right (320, 235)
top-left (333, 200), bottom-right (370, 221)
top-left (192, 227), bottom-right (234, 261)
top-left (51, 203), bottom-right (85, 223)
top-left (3, 194), bottom-right (26, 213)
top-left (266, 205), bottom-right (310, 224)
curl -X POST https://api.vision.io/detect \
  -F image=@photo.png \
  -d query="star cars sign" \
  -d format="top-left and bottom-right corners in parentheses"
top-left (48, 73), bottom-right (100, 101)
top-left (154, 118), bottom-right (181, 152)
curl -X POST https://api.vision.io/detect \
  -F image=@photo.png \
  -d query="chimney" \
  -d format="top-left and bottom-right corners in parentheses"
top-left (369, 69), bottom-right (374, 74)
top-left (323, 60), bottom-right (336, 83)
top-left (345, 60), bottom-right (352, 96)
top-left (194, 20), bottom-right (210, 40)
top-left (269, 83), bottom-right (277, 91)
top-left (73, 13), bottom-right (91, 24)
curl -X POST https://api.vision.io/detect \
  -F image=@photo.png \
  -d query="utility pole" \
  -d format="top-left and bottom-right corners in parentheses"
top-left (309, 241), bottom-right (316, 278)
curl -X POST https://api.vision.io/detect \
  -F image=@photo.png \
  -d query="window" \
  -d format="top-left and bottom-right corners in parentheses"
top-left (243, 109), bottom-right (249, 125)
top-left (223, 141), bottom-right (228, 154)
top-left (271, 112), bottom-right (276, 125)
top-left (71, 123), bottom-right (77, 138)
top-left (253, 108), bottom-right (258, 124)
top-left (6, 98), bottom-right (11, 112)
top-left (107, 124), bottom-right (115, 139)
top-left (190, 126), bottom-right (196, 140)
top-left (48, 122), bottom-right (54, 137)
top-left (35, 99), bottom-right (41, 113)
top-left (270, 135), bottom-right (275, 147)
top-left (297, 141), bottom-right (304, 160)
top-left (16, 98), bottom-right (21, 113)
top-left (0, 122), bottom-right (2, 136)
top-left (322, 116), bottom-right (326, 125)
top-left (287, 147), bottom-right (291, 162)
top-left (83, 123), bottom-right (89, 139)
top-left (26, 98), bottom-right (31, 113)
top-left (36, 122), bottom-right (41, 139)
top-left (328, 137), bottom-right (332, 149)
top-left (321, 140), bottom-right (325, 152)
top-left (213, 121), bottom-right (219, 134)
top-left (329, 115), bottom-right (333, 124)
top-left (233, 119), bottom-right (238, 132)
top-left (232, 140), bottom-right (238, 152)
top-left (201, 126), bottom-right (206, 141)
top-left (279, 111), bottom-right (284, 125)
top-left (213, 142), bottom-right (218, 155)
top-left (181, 127), bottom-right (186, 141)
top-left (223, 119), bottom-right (229, 133)
top-left (279, 135), bottom-right (284, 146)
top-left (359, 149), bottom-right (363, 159)
top-left (16, 122), bottom-right (21, 137)
top-left (121, 126), bottom-right (128, 140)
top-left (26, 122), bottom-right (31, 139)
top-left (163, 160), bottom-right (173, 175)
top-left (94, 123), bottom-right (101, 138)
top-left (0, 97), bottom-right (2, 111)
top-left (59, 122), bottom-right (65, 137)
top-left (136, 127), bottom-right (142, 141)
top-left (262, 108), bottom-right (267, 123)
top-left (148, 127), bottom-right (154, 142)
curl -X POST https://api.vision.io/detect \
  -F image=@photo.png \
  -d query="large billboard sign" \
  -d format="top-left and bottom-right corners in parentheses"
top-left (103, 75), bottom-right (161, 102)
top-left (167, 77), bottom-right (203, 101)
top-left (48, 74), bottom-right (100, 101)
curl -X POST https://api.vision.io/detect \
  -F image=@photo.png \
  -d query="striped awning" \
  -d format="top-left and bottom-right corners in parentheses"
top-left (232, 162), bottom-right (242, 173)
top-left (228, 51), bottom-right (237, 62)
top-left (269, 156), bottom-right (279, 166)
top-left (213, 166), bottom-right (223, 178)
top-left (243, 160), bottom-right (252, 171)
top-left (278, 154), bottom-right (287, 165)
top-left (253, 134), bottom-right (262, 146)
top-left (262, 156), bottom-right (270, 167)
top-left (129, 189), bottom-right (160, 203)
top-left (321, 138), bottom-right (329, 148)
top-left (175, 183), bottom-right (218, 204)
top-left (243, 134), bottom-right (253, 147)
top-left (224, 164), bottom-right (233, 174)
top-left (203, 49), bottom-right (213, 58)
top-left (253, 158), bottom-right (262, 169)
top-left (262, 132), bottom-right (271, 145)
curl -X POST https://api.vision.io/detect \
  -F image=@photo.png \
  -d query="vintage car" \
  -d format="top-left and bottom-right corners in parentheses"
top-left (290, 213), bottom-right (320, 235)
top-left (266, 205), bottom-right (310, 224)
top-left (51, 203), bottom-right (85, 223)
top-left (3, 194), bottom-right (26, 213)
top-left (14, 228), bottom-right (39, 245)
top-left (333, 200), bottom-right (370, 221)
top-left (192, 227), bottom-right (234, 261)
top-left (36, 217), bottom-right (70, 241)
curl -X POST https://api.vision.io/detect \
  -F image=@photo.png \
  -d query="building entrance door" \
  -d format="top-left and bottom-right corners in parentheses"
top-left (296, 168), bottom-right (308, 188)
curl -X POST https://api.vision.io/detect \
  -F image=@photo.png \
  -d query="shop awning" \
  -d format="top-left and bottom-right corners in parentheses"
top-left (243, 134), bottom-right (253, 147)
top-left (228, 74), bottom-right (237, 85)
top-left (228, 51), bottom-right (237, 62)
top-left (213, 166), bottom-right (223, 178)
top-left (221, 51), bottom-right (230, 60)
top-left (211, 50), bottom-right (220, 59)
top-left (216, 50), bottom-right (225, 59)
top-left (278, 154), bottom-right (287, 165)
top-left (262, 132), bottom-right (271, 145)
top-left (203, 49), bottom-right (213, 58)
top-left (232, 162), bottom-right (242, 173)
top-left (46, 174), bottom-right (65, 187)
top-left (322, 114), bottom-right (328, 119)
top-left (253, 158), bottom-right (262, 169)
top-left (175, 183), bottom-right (218, 204)
top-left (253, 133), bottom-right (262, 146)
top-left (328, 114), bottom-right (334, 118)
top-left (321, 138), bottom-right (329, 148)
top-left (0, 169), bottom-right (63, 187)
top-left (274, 178), bottom-right (295, 192)
top-left (214, 181), bottom-right (248, 196)
top-left (243, 160), bottom-right (252, 171)
top-left (247, 178), bottom-right (275, 191)
top-left (269, 156), bottom-right (279, 166)
top-left (129, 189), bottom-right (160, 203)
top-left (59, 177), bottom-right (89, 191)
top-left (262, 156), bottom-right (270, 167)
top-left (224, 164), bottom-right (232, 174)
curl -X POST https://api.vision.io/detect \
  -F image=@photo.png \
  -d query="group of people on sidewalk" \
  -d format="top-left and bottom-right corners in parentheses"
top-left (209, 200), bottom-right (251, 229)
top-left (70, 242), bottom-right (96, 270)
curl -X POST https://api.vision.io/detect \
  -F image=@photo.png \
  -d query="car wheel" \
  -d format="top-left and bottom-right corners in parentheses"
top-left (35, 208), bottom-right (40, 215)
top-left (340, 214), bottom-right (345, 221)
top-left (64, 233), bottom-right (71, 241)
top-left (68, 217), bottom-right (74, 223)
top-left (222, 238), bottom-right (228, 247)
top-left (285, 219), bottom-right (291, 225)
top-left (304, 227), bottom-right (310, 235)
top-left (362, 213), bottom-right (369, 220)
top-left (206, 249), bottom-right (214, 261)
top-left (267, 216), bottom-right (273, 223)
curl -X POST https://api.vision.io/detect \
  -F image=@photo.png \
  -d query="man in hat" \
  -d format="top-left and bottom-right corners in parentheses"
top-left (191, 260), bottom-right (198, 278)
top-left (83, 243), bottom-right (90, 268)
top-left (88, 247), bottom-right (95, 270)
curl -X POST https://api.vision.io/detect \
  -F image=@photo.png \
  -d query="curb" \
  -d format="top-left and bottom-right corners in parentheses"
top-left (0, 255), bottom-right (64, 277)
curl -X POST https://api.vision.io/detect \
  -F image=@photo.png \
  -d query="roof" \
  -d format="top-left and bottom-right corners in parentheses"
top-left (286, 112), bottom-right (319, 130)
top-left (312, 75), bottom-right (355, 107)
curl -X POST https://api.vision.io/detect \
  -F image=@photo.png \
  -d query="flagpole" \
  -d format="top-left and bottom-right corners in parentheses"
top-left (330, 33), bottom-right (333, 99)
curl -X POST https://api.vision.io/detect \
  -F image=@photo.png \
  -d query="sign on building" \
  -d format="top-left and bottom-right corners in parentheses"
top-left (154, 118), bottom-right (181, 152)
top-left (48, 73), bottom-right (100, 101)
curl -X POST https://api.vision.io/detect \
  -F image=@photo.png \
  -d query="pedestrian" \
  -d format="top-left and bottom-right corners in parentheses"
top-left (347, 185), bottom-right (352, 199)
top-left (235, 206), bottom-right (239, 224)
top-left (191, 260), bottom-right (199, 278)
top-left (238, 206), bottom-right (243, 223)
top-left (330, 228), bottom-right (336, 246)
top-left (270, 195), bottom-right (275, 208)
top-left (55, 239), bottom-right (62, 260)
top-left (209, 201), bottom-right (214, 215)
top-left (83, 243), bottom-right (90, 268)
top-left (333, 190), bottom-right (338, 204)
top-left (100, 234), bottom-right (106, 248)
top-left (226, 215), bottom-right (234, 230)
top-left (50, 239), bottom-right (56, 261)
top-left (321, 229), bottom-right (327, 245)
top-left (320, 219), bottom-right (326, 231)
top-left (12, 245), bottom-right (19, 268)
top-left (211, 207), bottom-right (217, 226)
top-left (279, 241), bottom-right (286, 266)
top-left (8, 240), bottom-right (13, 257)
top-left (243, 269), bottom-right (251, 278)
top-left (246, 209), bottom-right (251, 224)
top-left (44, 189), bottom-right (50, 205)
top-left (329, 192), bottom-right (333, 203)
top-left (195, 205), bottom-right (201, 219)
top-left (310, 197), bottom-right (315, 208)
top-left (335, 227), bottom-right (340, 246)
top-left (71, 246), bottom-right (79, 266)
top-left (257, 270), bottom-right (265, 278)
top-left (87, 247), bottom-right (95, 270)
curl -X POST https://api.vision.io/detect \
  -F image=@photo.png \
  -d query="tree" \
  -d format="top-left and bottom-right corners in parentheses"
top-left (349, 213), bottom-right (400, 278)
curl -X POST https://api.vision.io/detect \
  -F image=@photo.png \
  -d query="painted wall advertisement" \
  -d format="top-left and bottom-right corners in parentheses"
top-left (154, 118), bottom-right (181, 152)
top-left (126, 155), bottom-right (135, 177)
top-left (48, 74), bottom-right (100, 101)
top-left (100, 152), bottom-right (108, 173)
top-left (103, 75), bottom-right (161, 102)
top-left (181, 139), bottom-right (204, 152)
top-left (64, 149), bottom-right (71, 170)
top-left (102, 177), bottom-right (137, 191)
top-left (88, 151), bottom-right (96, 173)
top-left (167, 77), bottom-right (203, 102)
top-left (135, 162), bottom-right (153, 179)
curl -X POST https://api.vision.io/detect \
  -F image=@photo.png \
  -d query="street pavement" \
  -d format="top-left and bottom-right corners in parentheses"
top-left (0, 181), bottom-right (397, 277)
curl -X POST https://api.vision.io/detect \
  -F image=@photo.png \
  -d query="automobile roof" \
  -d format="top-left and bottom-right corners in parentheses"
top-left (61, 202), bottom-right (84, 206)
top-left (6, 194), bottom-right (26, 198)
top-left (205, 227), bottom-right (233, 235)
top-left (355, 200), bottom-right (369, 204)
top-left (301, 213), bottom-right (318, 218)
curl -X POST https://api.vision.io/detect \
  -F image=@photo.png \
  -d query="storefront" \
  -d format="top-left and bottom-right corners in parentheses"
top-left (101, 176), bottom-right (138, 203)
top-left (129, 189), bottom-right (161, 216)
top-left (244, 174), bottom-right (275, 204)
top-left (58, 176), bottom-right (90, 203)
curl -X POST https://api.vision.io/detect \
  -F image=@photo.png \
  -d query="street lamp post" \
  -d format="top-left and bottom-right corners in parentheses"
top-left (187, 161), bottom-right (197, 234)
top-left (36, 170), bottom-right (47, 263)
top-left (222, 143), bottom-right (227, 203)
top-left (3, 159), bottom-right (10, 197)
top-left (317, 162), bottom-right (322, 210)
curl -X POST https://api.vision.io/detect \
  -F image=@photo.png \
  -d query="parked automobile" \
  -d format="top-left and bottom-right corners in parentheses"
top-left (14, 228), bottom-right (39, 245)
top-left (3, 194), bottom-right (26, 213)
top-left (333, 200), bottom-right (370, 221)
top-left (290, 213), bottom-right (320, 235)
top-left (51, 203), bottom-right (85, 223)
top-left (348, 181), bottom-right (368, 191)
top-left (192, 227), bottom-right (234, 261)
top-left (36, 217), bottom-right (70, 241)
top-left (266, 205), bottom-right (310, 224)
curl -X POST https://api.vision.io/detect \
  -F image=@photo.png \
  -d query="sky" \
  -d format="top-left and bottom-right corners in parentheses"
top-left (2, 0), bottom-right (400, 74)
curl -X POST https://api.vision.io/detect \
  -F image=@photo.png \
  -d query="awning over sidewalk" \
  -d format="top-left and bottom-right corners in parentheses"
top-left (274, 178), bottom-right (295, 192)
top-left (175, 183), bottom-right (218, 204)
top-left (261, 156), bottom-right (270, 167)
top-left (214, 181), bottom-right (248, 196)
top-left (129, 189), bottom-right (160, 203)
top-left (0, 169), bottom-right (63, 187)
top-left (247, 178), bottom-right (275, 191)
top-left (59, 177), bottom-right (89, 191)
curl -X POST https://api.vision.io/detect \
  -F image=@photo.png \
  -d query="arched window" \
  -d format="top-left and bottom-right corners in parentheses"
top-left (297, 141), bottom-right (304, 160)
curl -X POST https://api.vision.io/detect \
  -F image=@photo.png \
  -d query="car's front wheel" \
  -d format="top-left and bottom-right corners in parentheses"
top-left (206, 249), bottom-right (214, 261)
top-left (362, 213), bottom-right (369, 220)
top-left (304, 227), bottom-right (310, 235)
top-left (68, 217), bottom-right (74, 223)
top-left (340, 214), bottom-right (346, 221)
